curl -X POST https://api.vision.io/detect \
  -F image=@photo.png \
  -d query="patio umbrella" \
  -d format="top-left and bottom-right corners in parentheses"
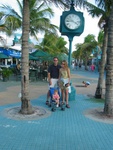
top-left (58, 53), bottom-right (68, 61)
top-left (29, 54), bottom-right (38, 60)
top-left (41, 55), bottom-right (52, 61)
top-left (31, 50), bottom-right (49, 57)
top-left (0, 53), bottom-right (9, 59)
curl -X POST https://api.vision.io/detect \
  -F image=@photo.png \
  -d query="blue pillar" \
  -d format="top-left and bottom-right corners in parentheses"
top-left (68, 36), bottom-right (73, 69)
top-left (69, 86), bottom-right (76, 101)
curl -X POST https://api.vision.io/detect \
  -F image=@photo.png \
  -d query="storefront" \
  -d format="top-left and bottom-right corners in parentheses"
top-left (0, 47), bottom-right (21, 67)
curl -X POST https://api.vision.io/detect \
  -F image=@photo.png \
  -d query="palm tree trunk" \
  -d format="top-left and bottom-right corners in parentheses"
top-left (84, 57), bottom-right (88, 70)
top-left (104, 4), bottom-right (113, 116)
top-left (95, 26), bottom-right (108, 98)
top-left (20, 0), bottom-right (34, 114)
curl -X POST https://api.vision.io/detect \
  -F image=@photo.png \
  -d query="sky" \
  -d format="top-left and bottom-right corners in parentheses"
top-left (0, 0), bottom-right (100, 51)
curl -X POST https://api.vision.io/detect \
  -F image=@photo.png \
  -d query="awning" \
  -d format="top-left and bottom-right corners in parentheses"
top-left (0, 47), bottom-right (21, 58)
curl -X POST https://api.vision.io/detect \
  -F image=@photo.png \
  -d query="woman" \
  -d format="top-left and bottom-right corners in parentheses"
top-left (59, 60), bottom-right (70, 108)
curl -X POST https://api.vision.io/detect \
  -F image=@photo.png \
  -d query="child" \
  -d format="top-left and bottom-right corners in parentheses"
top-left (82, 81), bottom-right (90, 87)
top-left (52, 90), bottom-right (60, 107)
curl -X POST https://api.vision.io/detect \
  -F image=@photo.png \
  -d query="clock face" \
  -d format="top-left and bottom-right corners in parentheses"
top-left (65, 14), bottom-right (81, 30)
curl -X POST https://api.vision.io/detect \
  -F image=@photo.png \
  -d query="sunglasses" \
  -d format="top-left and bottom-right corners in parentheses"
top-left (62, 63), bottom-right (65, 65)
top-left (54, 59), bottom-right (58, 61)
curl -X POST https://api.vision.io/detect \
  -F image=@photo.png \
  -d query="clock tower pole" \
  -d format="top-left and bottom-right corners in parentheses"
top-left (59, 0), bottom-right (85, 68)
top-left (68, 35), bottom-right (73, 69)
top-left (68, 0), bottom-right (75, 68)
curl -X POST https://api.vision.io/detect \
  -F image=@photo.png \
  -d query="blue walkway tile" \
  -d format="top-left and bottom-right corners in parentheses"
top-left (0, 94), bottom-right (113, 150)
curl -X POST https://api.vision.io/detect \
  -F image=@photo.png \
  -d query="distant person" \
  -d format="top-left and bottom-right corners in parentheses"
top-left (79, 63), bottom-right (82, 69)
top-left (75, 62), bottom-right (78, 70)
top-left (42, 62), bottom-right (48, 81)
top-left (72, 62), bottom-right (75, 70)
top-left (82, 81), bottom-right (90, 87)
top-left (90, 64), bottom-right (95, 71)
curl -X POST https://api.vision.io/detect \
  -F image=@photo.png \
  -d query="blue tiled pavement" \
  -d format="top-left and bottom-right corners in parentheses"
top-left (0, 93), bottom-right (113, 150)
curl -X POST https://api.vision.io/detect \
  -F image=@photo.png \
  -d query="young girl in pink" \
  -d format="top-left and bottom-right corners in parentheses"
top-left (90, 64), bottom-right (95, 71)
top-left (52, 90), bottom-right (60, 107)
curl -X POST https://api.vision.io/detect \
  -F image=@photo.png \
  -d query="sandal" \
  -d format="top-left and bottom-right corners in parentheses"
top-left (66, 104), bottom-right (70, 108)
top-left (46, 101), bottom-right (49, 105)
top-left (61, 101), bottom-right (65, 104)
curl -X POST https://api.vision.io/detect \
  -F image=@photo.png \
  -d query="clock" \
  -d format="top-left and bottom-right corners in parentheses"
top-left (65, 14), bottom-right (81, 30)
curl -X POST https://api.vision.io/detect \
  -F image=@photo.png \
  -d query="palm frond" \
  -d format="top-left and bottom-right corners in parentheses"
top-left (0, 4), bottom-right (21, 19)
top-left (84, 1), bottom-right (105, 17)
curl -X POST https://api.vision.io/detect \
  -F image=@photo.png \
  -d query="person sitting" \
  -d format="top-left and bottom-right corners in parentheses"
top-left (82, 81), bottom-right (90, 87)
top-left (52, 90), bottom-right (60, 107)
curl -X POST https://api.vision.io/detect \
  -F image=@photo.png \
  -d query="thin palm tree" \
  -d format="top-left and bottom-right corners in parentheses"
top-left (84, 1), bottom-right (111, 98)
top-left (104, 0), bottom-right (113, 116)
top-left (86, 0), bottom-right (113, 116)
top-left (18, 0), bottom-right (32, 114)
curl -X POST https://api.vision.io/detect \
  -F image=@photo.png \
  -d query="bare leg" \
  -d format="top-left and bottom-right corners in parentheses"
top-left (65, 89), bottom-right (70, 108)
top-left (61, 89), bottom-right (65, 103)
top-left (46, 90), bottom-right (50, 104)
top-left (65, 89), bottom-right (69, 105)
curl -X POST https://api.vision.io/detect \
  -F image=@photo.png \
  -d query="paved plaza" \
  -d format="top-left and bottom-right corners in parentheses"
top-left (0, 69), bottom-right (113, 150)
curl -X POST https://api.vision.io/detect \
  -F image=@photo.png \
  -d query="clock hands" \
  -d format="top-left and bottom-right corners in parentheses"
top-left (65, 14), bottom-right (81, 30)
top-left (66, 20), bottom-right (80, 26)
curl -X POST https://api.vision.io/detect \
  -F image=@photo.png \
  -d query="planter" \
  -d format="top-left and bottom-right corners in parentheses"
top-left (1, 68), bottom-right (12, 82)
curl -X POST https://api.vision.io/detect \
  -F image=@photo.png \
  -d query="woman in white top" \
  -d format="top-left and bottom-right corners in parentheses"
top-left (59, 60), bottom-right (70, 108)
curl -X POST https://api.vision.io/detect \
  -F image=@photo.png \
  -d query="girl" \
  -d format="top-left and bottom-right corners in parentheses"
top-left (52, 89), bottom-right (60, 107)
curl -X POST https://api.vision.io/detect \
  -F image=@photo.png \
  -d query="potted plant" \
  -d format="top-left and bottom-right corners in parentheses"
top-left (2, 68), bottom-right (12, 82)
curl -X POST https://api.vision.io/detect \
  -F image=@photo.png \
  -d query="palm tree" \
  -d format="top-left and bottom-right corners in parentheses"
top-left (85, 0), bottom-right (113, 116)
top-left (95, 29), bottom-right (107, 98)
top-left (0, 0), bottom-right (58, 38)
top-left (104, 1), bottom-right (113, 116)
top-left (73, 34), bottom-right (97, 70)
top-left (84, 1), bottom-right (110, 98)
top-left (35, 32), bottom-right (68, 55)
top-left (19, 0), bottom-right (33, 114)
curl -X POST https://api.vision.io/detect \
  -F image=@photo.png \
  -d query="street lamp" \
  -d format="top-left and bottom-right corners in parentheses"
top-left (12, 35), bottom-right (19, 46)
